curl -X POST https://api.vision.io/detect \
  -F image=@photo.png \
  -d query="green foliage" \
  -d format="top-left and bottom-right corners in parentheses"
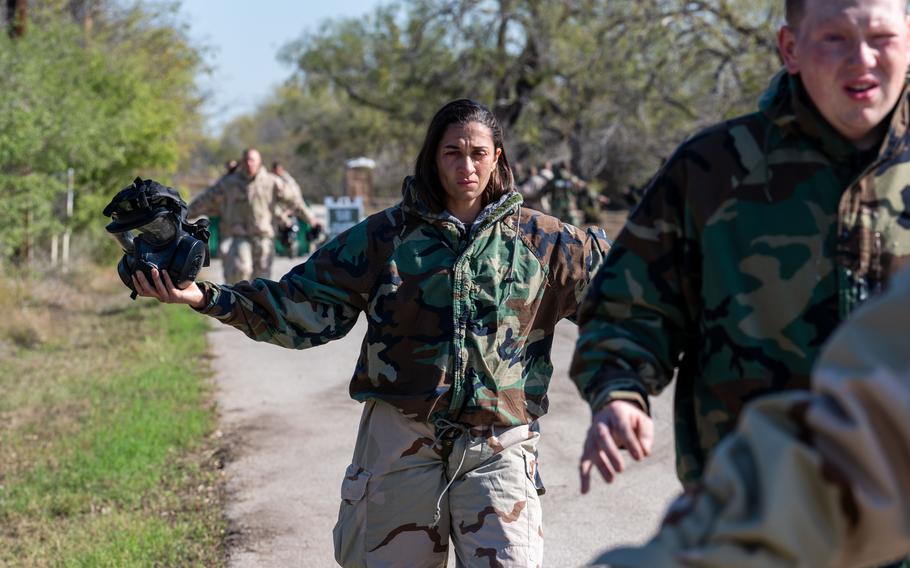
top-left (0, 276), bottom-right (224, 566)
top-left (0, 3), bottom-right (205, 264)
top-left (218, 0), bottom-right (783, 199)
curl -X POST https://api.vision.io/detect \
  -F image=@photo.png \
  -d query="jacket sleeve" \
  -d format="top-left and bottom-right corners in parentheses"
top-left (549, 223), bottom-right (611, 322)
top-left (598, 268), bottom-right (910, 568)
top-left (274, 175), bottom-right (316, 225)
top-left (187, 179), bottom-right (225, 219)
top-left (194, 216), bottom-right (380, 349)
top-left (570, 150), bottom-right (700, 414)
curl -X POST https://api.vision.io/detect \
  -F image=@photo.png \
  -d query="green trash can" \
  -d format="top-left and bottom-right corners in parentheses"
top-left (207, 216), bottom-right (220, 259)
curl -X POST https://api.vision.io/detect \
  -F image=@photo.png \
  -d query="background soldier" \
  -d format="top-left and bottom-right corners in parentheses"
top-left (543, 161), bottom-right (584, 225)
top-left (516, 163), bottom-right (554, 212)
top-left (271, 161), bottom-right (309, 258)
top-left (188, 148), bottom-right (319, 283)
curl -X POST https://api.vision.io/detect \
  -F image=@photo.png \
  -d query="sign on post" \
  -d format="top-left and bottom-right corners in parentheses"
top-left (324, 196), bottom-right (364, 237)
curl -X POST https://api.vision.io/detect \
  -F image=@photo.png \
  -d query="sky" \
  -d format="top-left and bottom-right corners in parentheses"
top-left (177, 0), bottom-right (383, 135)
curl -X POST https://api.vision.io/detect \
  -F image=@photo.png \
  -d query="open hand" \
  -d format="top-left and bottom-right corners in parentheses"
top-left (580, 400), bottom-right (654, 493)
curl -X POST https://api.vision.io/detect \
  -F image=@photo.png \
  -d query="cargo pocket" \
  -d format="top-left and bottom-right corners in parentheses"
top-left (332, 464), bottom-right (371, 567)
top-left (524, 451), bottom-right (546, 496)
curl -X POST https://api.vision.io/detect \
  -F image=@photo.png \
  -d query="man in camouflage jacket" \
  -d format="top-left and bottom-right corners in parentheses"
top-left (571, 0), bottom-right (910, 488)
top-left (188, 148), bottom-right (317, 283)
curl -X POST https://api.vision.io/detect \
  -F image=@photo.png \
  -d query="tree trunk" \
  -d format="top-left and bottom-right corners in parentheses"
top-left (6, 0), bottom-right (26, 38)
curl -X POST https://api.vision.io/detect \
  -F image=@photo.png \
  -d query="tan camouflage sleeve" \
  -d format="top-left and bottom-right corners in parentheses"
top-left (274, 175), bottom-right (315, 225)
top-left (598, 268), bottom-right (910, 568)
top-left (187, 179), bottom-right (226, 219)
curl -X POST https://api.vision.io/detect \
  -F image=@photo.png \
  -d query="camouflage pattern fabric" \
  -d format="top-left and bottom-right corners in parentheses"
top-left (571, 71), bottom-right (910, 484)
top-left (196, 176), bottom-right (609, 426)
top-left (334, 399), bottom-right (542, 567)
top-left (598, 267), bottom-right (910, 568)
top-left (543, 174), bottom-right (583, 226)
top-left (273, 170), bottom-right (312, 230)
top-left (187, 166), bottom-right (310, 239)
top-left (222, 236), bottom-right (273, 284)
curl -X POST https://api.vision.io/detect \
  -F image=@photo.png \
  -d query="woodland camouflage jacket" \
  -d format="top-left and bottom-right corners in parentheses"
top-left (197, 177), bottom-right (609, 426)
top-left (571, 72), bottom-right (910, 484)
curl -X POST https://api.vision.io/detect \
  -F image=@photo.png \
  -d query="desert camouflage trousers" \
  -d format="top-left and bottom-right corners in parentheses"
top-left (333, 399), bottom-right (544, 567)
top-left (223, 236), bottom-right (273, 284)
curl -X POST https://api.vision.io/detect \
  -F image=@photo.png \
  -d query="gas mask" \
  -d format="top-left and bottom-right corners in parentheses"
top-left (103, 178), bottom-right (210, 299)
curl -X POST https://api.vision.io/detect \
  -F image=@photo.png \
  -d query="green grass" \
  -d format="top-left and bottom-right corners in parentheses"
top-left (0, 270), bottom-right (225, 567)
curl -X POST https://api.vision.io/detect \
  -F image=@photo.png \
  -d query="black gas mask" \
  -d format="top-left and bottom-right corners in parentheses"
top-left (103, 178), bottom-right (210, 299)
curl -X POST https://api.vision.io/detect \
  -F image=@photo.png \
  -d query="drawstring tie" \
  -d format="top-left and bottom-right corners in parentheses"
top-left (430, 418), bottom-right (470, 528)
top-left (502, 205), bottom-right (521, 304)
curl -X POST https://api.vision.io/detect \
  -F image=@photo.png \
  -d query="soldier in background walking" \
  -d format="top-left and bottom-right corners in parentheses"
top-left (188, 148), bottom-right (319, 283)
top-left (271, 161), bottom-right (309, 258)
top-left (516, 163), bottom-right (554, 213)
top-left (543, 162), bottom-right (585, 225)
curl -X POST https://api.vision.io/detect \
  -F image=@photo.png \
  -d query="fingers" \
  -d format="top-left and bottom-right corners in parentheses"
top-left (150, 267), bottom-right (169, 298)
top-left (595, 421), bottom-right (625, 475)
top-left (637, 415), bottom-right (655, 457)
top-left (613, 414), bottom-right (644, 461)
top-left (579, 421), bottom-right (624, 493)
top-left (132, 268), bottom-right (176, 303)
top-left (132, 271), bottom-right (157, 299)
top-left (579, 455), bottom-right (593, 495)
top-left (580, 404), bottom-right (657, 493)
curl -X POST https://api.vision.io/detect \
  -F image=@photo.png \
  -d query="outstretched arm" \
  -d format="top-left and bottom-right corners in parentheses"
top-left (187, 178), bottom-right (227, 219)
top-left (275, 175), bottom-right (319, 227)
top-left (134, 216), bottom-right (382, 350)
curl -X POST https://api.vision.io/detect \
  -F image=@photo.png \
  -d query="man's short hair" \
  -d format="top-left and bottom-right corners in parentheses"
top-left (785, 0), bottom-right (802, 27)
top-left (787, 0), bottom-right (909, 28)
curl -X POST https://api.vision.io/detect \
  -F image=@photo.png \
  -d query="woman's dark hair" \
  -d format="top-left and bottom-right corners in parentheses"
top-left (413, 99), bottom-right (514, 213)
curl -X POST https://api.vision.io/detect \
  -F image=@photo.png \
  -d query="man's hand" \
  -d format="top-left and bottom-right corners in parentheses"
top-left (132, 267), bottom-right (205, 309)
top-left (580, 400), bottom-right (654, 494)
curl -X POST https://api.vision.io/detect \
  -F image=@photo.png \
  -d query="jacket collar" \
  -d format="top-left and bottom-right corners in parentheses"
top-left (399, 176), bottom-right (522, 233)
top-left (759, 70), bottom-right (910, 162)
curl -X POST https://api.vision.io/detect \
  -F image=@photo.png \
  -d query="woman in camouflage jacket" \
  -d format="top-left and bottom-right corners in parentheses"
top-left (135, 99), bottom-right (609, 567)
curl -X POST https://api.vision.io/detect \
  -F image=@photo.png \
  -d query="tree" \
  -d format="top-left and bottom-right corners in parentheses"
top-left (214, 0), bottom-right (782, 201)
top-left (0, 1), bottom-right (206, 264)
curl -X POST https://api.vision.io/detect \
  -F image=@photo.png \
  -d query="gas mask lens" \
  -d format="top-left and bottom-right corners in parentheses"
top-left (109, 230), bottom-right (137, 254)
top-left (135, 215), bottom-right (178, 246)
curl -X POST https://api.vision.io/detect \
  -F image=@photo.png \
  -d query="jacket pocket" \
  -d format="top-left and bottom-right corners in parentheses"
top-left (333, 464), bottom-right (371, 566)
top-left (523, 451), bottom-right (546, 496)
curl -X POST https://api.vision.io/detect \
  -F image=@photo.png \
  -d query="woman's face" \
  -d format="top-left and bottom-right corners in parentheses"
top-left (435, 121), bottom-right (502, 214)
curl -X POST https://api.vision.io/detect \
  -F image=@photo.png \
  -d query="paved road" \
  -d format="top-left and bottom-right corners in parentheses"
top-left (203, 257), bottom-right (681, 568)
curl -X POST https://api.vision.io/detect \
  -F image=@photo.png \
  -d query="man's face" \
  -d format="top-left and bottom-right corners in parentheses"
top-left (778, 0), bottom-right (910, 149)
top-left (243, 151), bottom-right (262, 176)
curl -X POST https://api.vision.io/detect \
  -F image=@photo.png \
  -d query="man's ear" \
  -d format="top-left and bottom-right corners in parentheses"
top-left (778, 25), bottom-right (800, 74)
